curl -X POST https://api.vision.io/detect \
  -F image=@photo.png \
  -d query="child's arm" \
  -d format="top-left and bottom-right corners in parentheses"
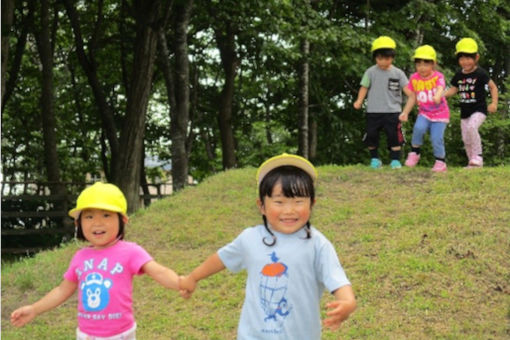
top-left (443, 86), bottom-right (458, 98)
top-left (11, 279), bottom-right (77, 327)
top-left (180, 252), bottom-right (226, 294)
top-left (399, 88), bottom-right (415, 122)
top-left (323, 284), bottom-right (356, 331)
top-left (487, 79), bottom-right (499, 113)
top-left (142, 260), bottom-right (180, 290)
top-left (433, 85), bottom-right (445, 104)
top-left (353, 86), bottom-right (368, 110)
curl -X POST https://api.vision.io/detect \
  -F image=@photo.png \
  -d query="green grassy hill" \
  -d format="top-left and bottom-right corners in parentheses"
top-left (2, 165), bottom-right (509, 339)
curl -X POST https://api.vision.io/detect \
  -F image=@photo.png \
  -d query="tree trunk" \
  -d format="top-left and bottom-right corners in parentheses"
top-left (34, 0), bottom-right (68, 218)
top-left (63, 0), bottom-right (120, 181)
top-left (170, 0), bottom-right (193, 191)
top-left (1, 0), bottom-right (15, 104)
top-left (116, 0), bottom-right (166, 213)
top-left (298, 38), bottom-right (310, 159)
top-left (214, 24), bottom-right (238, 169)
top-left (309, 110), bottom-right (317, 161)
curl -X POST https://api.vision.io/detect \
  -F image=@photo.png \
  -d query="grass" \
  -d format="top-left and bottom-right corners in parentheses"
top-left (2, 165), bottom-right (510, 339)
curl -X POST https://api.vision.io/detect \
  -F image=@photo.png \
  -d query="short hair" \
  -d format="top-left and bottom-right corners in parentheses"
top-left (414, 58), bottom-right (435, 64)
top-left (456, 52), bottom-right (477, 60)
top-left (75, 212), bottom-right (125, 241)
top-left (373, 48), bottom-right (396, 59)
top-left (258, 166), bottom-right (315, 246)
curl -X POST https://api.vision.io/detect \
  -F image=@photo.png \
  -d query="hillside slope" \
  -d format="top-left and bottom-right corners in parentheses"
top-left (2, 166), bottom-right (509, 339)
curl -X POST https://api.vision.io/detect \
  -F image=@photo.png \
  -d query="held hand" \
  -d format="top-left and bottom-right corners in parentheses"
top-left (399, 112), bottom-right (408, 122)
top-left (11, 305), bottom-right (37, 327)
top-left (353, 100), bottom-right (362, 110)
top-left (323, 300), bottom-right (350, 331)
top-left (178, 275), bottom-right (193, 299)
top-left (179, 275), bottom-right (197, 298)
top-left (488, 102), bottom-right (497, 113)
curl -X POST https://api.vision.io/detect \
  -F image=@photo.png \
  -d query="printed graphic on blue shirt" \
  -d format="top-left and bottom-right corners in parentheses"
top-left (259, 252), bottom-right (292, 334)
top-left (80, 272), bottom-right (113, 312)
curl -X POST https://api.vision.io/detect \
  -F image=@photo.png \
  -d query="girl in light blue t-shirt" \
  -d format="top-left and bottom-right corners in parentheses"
top-left (180, 153), bottom-right (356, 340)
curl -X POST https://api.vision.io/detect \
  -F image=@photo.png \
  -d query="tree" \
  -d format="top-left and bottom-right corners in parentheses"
top-left (63, 0), bottom-right (121, 181)
top-left (34, 0), bottom-right (69, 225)
top-left (116, 0), bottom-right (170, 212)
top-left (1, 0), bottom-right (15, 103)
top-left (168, 0), bottom-right (193, 191)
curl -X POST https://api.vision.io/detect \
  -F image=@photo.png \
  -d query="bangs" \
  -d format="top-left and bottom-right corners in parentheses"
top-left (414, 58), bottom-right (434, 64)
top-left (259, 166), bottom-right (315, 201)
top-left (279, 174), bottom-right (313, 198)
top-left (373, 48), bottom-right (395, 58)
top-left (456, 52), bottom-right (477, 60)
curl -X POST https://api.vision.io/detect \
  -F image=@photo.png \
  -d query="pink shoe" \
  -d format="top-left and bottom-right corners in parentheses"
top-left (431, 160), bottom-right (447, 172)
top-left (468, 156), bottom-right (483, 167)
top-left (405, 152), bottom-right (420, 167)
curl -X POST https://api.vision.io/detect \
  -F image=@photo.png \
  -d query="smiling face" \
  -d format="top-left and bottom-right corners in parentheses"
top-left (458, 54), bottom-right (479, 73)
top-left (415, 59), bottom-right (435, 78)
top-left (257, 182), bottom-right (314, 235)
top-left (78, 208), bottom-right (125, 248)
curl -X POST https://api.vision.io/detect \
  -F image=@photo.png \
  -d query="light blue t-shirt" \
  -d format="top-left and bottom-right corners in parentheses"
top-left (218, 224), bottom-right (351, 340)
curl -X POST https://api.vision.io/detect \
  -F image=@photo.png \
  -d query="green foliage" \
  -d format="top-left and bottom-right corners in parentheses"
top-left (1, 0), bottom-right (508, 188)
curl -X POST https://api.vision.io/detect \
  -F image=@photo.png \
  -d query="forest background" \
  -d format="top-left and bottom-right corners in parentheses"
top-left (2, 0), bottom-right (509, 213)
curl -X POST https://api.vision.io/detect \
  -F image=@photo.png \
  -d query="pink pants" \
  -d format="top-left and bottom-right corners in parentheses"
top-left (461, 112), bottom-right (486, 161)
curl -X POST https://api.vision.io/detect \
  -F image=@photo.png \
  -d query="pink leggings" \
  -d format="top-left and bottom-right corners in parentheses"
top-left (461, 112), bottom-right (486, 161)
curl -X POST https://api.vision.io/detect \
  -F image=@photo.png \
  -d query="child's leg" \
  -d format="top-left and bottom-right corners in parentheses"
top-left (430, 121), bottom-right (448, 160)
top-left (430, 122), bottom-right (448, 172)
top-left (384, 113), bottom-right (403, 164)
top-left (364, 113), bottom-right (383, 168)
top-left (410, 115), bottom-right (429, 150)
top-left (405, 115), bottom-right (429, 167)
top-left (460, 118), bottom-right (473, 160)
top-left (461, 113), bottom-right (486, 164)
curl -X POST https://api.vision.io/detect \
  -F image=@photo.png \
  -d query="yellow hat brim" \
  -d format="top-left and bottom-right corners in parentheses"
top-left (68, 203), bottom-right (127, 219)
top-left (256, 153), bottom-right (318, 185)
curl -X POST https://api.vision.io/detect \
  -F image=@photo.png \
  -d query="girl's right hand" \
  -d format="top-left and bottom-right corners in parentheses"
top-left (11, 305), bottom-right (36, 327)
top-left (179, 275), bottom-right (197, 296)
top-left (399, 112), bottom-right (408, 122)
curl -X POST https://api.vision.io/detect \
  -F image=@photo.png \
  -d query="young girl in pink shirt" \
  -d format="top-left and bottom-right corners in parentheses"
top-left (11, 182), bottom-right (185, 339)
top-left (400, 45), bottom-right (450, 172)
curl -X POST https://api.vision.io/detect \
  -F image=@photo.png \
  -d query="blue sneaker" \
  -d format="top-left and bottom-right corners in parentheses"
top-left (390, 160), bottom-right (402, 169)
top-left (370, 158), bottom-right (382, 169)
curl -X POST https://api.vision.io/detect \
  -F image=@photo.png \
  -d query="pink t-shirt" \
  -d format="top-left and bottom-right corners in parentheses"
top-left (407, 71), bottom-right (450, 122)
top-left (64, 240), bottom-right (153, 337)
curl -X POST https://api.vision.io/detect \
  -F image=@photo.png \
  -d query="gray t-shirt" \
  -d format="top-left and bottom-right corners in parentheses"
top-left (361, 64), bottom-right (409, 113)
top-left (218, 224), bottom-right (350, 340)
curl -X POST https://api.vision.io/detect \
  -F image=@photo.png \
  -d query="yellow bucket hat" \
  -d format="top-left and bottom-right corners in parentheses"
top-left (68, 182), bottom-right (128, 219)
top-left (455, 38), bottom-right (478, 54)
top-left (256, 153), bottom-right (318, 186)
top-left (412, 45), bottom-right (437, 62)
top-left (371, 36), bottom-right (396, 52)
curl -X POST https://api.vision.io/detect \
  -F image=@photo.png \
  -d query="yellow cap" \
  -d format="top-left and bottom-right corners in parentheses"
top-left (371, 36), bottom-right (396, 52)
top-left (68, 182), bottom-right (127, 219)
top-left (455, 38), bottom-right (478, 54)
top-left (256, 153), bottom-right (318, 185)
top-left (412, 45), bottom-right (437, 62)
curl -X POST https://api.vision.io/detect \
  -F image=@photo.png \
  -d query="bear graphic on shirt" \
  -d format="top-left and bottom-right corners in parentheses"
top-left (81, 272), bottom-right (113, 312)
